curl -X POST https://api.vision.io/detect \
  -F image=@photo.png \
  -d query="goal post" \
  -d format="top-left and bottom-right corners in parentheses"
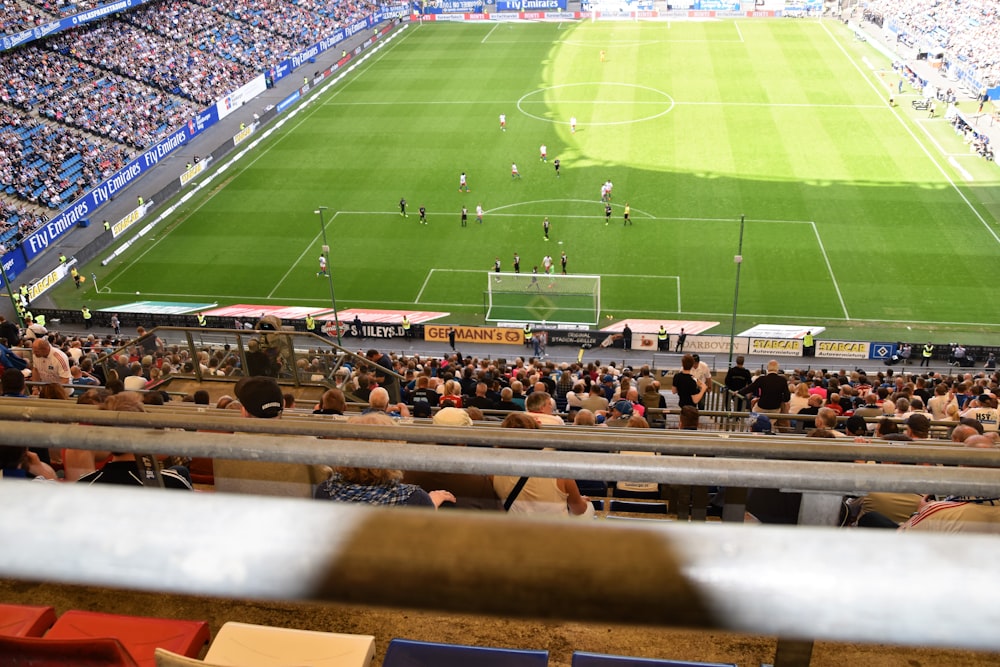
top-left (484, 272), bottom-right (601, 326)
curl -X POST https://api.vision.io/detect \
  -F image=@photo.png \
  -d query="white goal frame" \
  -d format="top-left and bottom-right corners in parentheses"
top-left (484, 272), bottom-right (602, 326)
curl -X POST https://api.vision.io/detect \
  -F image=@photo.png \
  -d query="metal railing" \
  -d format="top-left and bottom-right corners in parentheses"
top-left (2, 483), bottom-right (1000, 654)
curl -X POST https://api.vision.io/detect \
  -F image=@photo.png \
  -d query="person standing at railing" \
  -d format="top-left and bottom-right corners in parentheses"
top-left (724, 356), bottom-right (753, 412)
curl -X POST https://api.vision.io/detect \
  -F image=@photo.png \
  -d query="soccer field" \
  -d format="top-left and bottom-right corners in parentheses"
top-left (65, 18), bottom-right (1000, 341)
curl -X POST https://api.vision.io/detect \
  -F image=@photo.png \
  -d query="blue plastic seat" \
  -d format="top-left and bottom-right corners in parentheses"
top-left (382, 638), bottom-right (548, 667)
top-left (572, 651), bottom-right (736, 667)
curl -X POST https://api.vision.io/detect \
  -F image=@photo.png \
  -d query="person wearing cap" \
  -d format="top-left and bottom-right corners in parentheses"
top-left (402, 408), bottom-right (501, 511)
top-left (213, 376), bottom-right (330, 497)
top-left (606, 400), bottom-right (634, 427)
top-left (749, 413), bottom-right (773, 434)
top-left (316, 412), bottom-right (455, 508)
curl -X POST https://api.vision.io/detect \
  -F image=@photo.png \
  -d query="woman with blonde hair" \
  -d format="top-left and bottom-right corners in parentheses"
top-left (788, 382), bottom-right (811, 414)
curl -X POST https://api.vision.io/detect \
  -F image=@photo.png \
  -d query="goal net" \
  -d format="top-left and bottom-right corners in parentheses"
top-left (484, 272), bottom-right (601, 326)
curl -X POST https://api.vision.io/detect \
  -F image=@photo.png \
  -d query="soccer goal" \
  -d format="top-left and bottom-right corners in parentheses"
top-left (484, 272), bottom-right (601, 326)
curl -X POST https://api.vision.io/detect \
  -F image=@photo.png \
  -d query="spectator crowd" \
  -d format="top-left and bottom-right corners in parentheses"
top-left (0, 0), bottom-right (384, 227)
top-left (863, 0), bottom-right (1000, 91)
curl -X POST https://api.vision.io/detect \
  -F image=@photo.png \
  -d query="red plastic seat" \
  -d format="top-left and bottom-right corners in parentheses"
top-left (0, 634), bottom-right (139, 666)
top-left (0, 604), bottom-right (57, 638)
top-left (45, 610), bottom-right (210, 667)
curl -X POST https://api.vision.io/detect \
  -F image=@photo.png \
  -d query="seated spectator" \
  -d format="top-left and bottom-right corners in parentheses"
top-left (678, 405), bottom-right (699, 430)
top-left (313, 388), bottom-right (346, 415)
top-left (0, 445), bottom-right (56, 480)
top-left (525, 390), bottom-right (564, 426)
top-left (314, 412), bottom-right (455, 508)
top-left (492, 412), bottom-right (591, 517)
top-left (402, 407), bottom-right (501, 511)
top-left (77, 392), bottom-right (191, 489)
top-left (364, 386), bottom-right (409, 419)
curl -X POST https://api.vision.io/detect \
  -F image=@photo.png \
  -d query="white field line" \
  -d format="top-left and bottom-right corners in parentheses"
top-left (481, 23), bottom-right (500, 43)
top-left (809, 221), bottom-right (850, 320)
top-left (102, 26), bottom-right (417, 290)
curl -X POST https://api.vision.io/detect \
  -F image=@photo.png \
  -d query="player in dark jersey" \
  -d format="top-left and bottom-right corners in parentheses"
top-left (419, 206), bottom-right (427, 224)
top-left (513, 252), bottom-right (520, 273)
top-left (399, 197), bottom-right (407, 217)
top-left (553, 158), bottom-right (560, 177)
top-left (604, 202), bottom-right (612, 225)
top-left (461, 206), bottom-right (467, 227)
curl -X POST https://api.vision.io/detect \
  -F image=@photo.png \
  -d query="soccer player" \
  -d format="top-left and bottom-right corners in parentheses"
top-left (600, 182), bottom-right (609, 202)
top-left (511, 162), bottom-right (520, 179)
top-left (499, 113), bottom-right (506, 131)
top-left (513, 252), bottom-right (520, 273)
top-left (600, 50), bottom-right (606, 63)
top-left (317, 254), bottom-right (328, 277)
top-left (605, 179), bottom-right (613, 200)
top-left (542, 254), bottom-right (552, 274)
top-left (419, 205), bottom-right (427, 225)
top-left (459, 171), bottom-right (469, 192)
top-left (560, 251), bottom-right (567, 274)
top-left (604, 202), bottom-right (612, 225)
top-left (554, 158), bottom-right (560, 177)
top-left (493, 258), bottom-right (502, 284)
top-left (476, 203), bottom-right (484, 224)
top-left (539, 144), bottom-right (547, 162)
top-left (399, 197), bottom-right (407, 217)
top-left (529, 266), bottom-right (540, 290)
top-left (461, 205), bottom-right (468, 227)
top-left (623, 202), bottom-right (631, 226)
top-left (570, 117), bottom-right (576, 133)
top-left (542, 216), bottom-right (550, 241)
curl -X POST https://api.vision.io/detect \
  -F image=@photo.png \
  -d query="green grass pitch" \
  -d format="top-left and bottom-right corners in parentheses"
top-left (61, 19), bottom-right (1000, 341)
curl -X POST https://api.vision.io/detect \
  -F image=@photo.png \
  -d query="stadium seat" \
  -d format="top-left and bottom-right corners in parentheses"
top-left (45, 610), bottom-right (210, 667)
top-left (381, 638), bottom-right (548, 667)
top-left (202, 621), bottom-right (375, 666)
top-left (571, 651), bottom-right (737, 666)
top-left (607, 499), bottom-right (669, 515)
top-left (0, 603), bottom-right (57, 637)
top-left (0, 634), bottom-right (139, 666)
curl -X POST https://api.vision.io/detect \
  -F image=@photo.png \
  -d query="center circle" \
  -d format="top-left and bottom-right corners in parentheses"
top-left (516, 82), bottom-right (675, 127)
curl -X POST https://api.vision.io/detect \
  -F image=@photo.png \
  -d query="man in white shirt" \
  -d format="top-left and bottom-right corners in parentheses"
top-left (31, 338), bottom-right (70, 385)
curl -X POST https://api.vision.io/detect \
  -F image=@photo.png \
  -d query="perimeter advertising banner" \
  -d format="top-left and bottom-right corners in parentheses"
top-left (749, 338), bottom-right (802, 356)
top-left (679, 335), bottom-right (750, 356)
top-left (815, 341), bottom-right (870, 360)
top-left (495, 0), bottom-right (566, 10)
top-left (424, 324), bottom-right (522, 345)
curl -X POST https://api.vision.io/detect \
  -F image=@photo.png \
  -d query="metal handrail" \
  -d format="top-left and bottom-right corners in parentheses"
top-left (2, 483), bottom-right (999, 652)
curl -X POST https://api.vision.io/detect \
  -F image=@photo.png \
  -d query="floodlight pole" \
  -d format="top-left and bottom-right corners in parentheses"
top-left (314, 206), bottom-right (342, 346)
top-left (727, 214), bottom-right (746, 367)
